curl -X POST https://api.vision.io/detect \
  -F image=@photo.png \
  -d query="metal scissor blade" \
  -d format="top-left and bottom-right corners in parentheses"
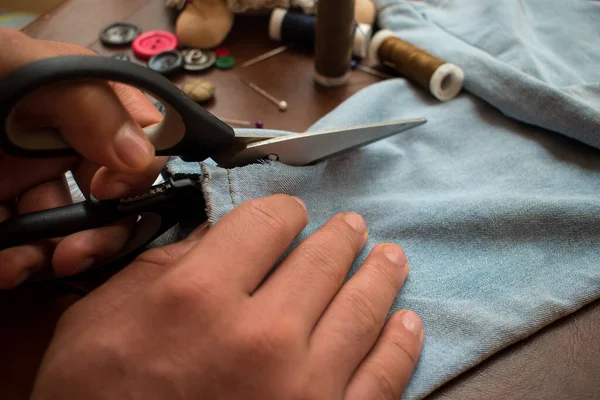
top-left (217, 118), bottom-right (427, 167)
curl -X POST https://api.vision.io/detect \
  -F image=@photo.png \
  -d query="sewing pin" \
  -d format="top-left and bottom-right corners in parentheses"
top-left (240, 45), bottom-right (291, 68)
top-left (350, 60), bottom-right (394, 80)
top-left (243, 78), bottom-right (288, 112)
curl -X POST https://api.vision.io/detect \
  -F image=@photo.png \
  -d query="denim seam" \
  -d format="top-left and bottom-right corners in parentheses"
top-left (226, 168), bottom-right (235, 208)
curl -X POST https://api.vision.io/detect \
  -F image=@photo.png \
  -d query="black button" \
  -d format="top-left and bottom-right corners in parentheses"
top-left (148, 50), bottom-right (184, 76)
top-left (100, 22), bottom-right (142, 46)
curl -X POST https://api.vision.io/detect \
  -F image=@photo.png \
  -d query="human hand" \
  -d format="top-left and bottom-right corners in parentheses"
top-left (32, 195), bottom-right (423, 400)
top-left (0, 28), bottom-right (166, 288)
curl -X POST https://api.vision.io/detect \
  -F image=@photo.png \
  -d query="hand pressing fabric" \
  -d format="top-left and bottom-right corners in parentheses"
top-left (0, 28), bottom-right (166, 288)
top-left (32, 195), bottom-right (423, 400)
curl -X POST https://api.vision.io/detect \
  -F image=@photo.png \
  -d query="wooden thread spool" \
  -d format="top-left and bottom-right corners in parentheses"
top-left (314, 0), bottom-right (356, 87)
top-left (367, 29), bottom-right (464, 101)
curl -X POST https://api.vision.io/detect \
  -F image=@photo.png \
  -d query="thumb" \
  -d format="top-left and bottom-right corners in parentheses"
top-left (2, 28), bottom-right (155, 174)
top-left (14, 81), bottom-right (155, 174)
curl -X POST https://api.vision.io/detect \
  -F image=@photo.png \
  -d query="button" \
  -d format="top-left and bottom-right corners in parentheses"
top-left (132, 30), bottom-right (179, 60)
top-left (215, 56), bottom-right (235, 70)
top-left (181, 79), bottom-right (216, 102)
top-left (100, 22), bottom-right (141, 46)
top-left (148, 50), bottom-right (184, 76)
top-left (182, 49), bottom-right (216, 72)
top-left (214, 47), bottom-right (229, 57)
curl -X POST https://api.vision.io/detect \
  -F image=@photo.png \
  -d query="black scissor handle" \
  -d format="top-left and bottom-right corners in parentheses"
top-left (0, 55), bottom-right (236, 161)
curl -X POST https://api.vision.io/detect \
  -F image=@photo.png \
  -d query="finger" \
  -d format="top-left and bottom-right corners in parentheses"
top-left (13, 81), bottom-right (155, 174)
top-left (90, 156), bottom-right (168, 200)
top-left (0, 29), bottom-right (94, 76)
top-left (256, 212), bottom-right (368, 330)
top-left (51, 218), bottom-right (136, 276)
top-left (111, 82), bottom-right (164, 127)
top-left (172, 195), bottom-right (309, 295)
top-left (344, 311), bottom-right (424, 400)
top-left (0, 153), bottom-right (75, 201)
top-left (0, 243), bottom-right (53, 289)
top-left (8, 34), bottom-right (164, 129)
top-left (17, 177), bottom-right (71, 214)
top-left (1, 30), bottom-right (163, 203)
top-left (0, 178), bottom-right (72, 286)
top-left (2, 30), bottom-right (156, 174)
top-left (311, 244), bottom-right (409, 380)
top-left (71, 158), bottom-right (100, 198)
top-left (53, 157), bottom-right (167, 272)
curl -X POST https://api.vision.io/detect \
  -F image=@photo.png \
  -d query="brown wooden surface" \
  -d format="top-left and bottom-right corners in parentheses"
top-left (1, 0), bottom-right (598, 399)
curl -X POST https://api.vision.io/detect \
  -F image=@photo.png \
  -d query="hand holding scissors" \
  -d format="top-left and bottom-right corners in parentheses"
top-left (0, 32), bottom-right (167, 288)
top-left (0, 54), bottom-right (425, 284)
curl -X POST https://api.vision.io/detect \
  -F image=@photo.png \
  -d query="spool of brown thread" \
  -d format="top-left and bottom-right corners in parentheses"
top-left (367, 29), bottom-right (464, 101)
top-left (314, 0), bottom-right (356, 87)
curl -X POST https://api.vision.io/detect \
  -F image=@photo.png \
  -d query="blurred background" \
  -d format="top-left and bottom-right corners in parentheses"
top-left (0, 0), bottom-right (64, 28)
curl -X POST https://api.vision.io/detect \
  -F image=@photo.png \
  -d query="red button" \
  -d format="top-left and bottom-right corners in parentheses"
top-left (132, 31), bottom-right (179, 60)
top-left (214, 47), bottom-right (229, 57)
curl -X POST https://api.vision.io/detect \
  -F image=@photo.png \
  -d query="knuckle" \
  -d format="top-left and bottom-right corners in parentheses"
top-left (368, 363), bottom-right (401, 400)
top-left (242, 197), bottom-right (291, 237)
top-left (137, 246), bottom-right (181, 267)
top-left (365, 257), bottom-right (402, 291)
top-left (148, 276), bottom-right (216, 318)
top-left (386, 325), bottom-right (421, 367)
top-left (300, 244), bottom-right (347, 284)
top-left (331, 218), bottom-right (364, 250)
top-left (344, 286), bottom-right (381, 329)
top-left (236, 315), bottom-right (301, 359)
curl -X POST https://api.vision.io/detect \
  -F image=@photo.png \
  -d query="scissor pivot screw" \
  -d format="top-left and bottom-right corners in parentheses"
top-left (267, 154), bottom-right (279, 161)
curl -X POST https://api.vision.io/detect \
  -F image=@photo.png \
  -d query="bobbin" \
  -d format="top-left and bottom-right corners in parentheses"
top-left (367, 29), bottom-right (464, 101)
top-left (352, 23), bottom-right (372, 59)
top-left (269, 8), bottom-right (372, 59)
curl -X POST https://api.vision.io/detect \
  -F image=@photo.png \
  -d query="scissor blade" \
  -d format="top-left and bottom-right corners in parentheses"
top-left (218, 118), bottom-right (426, 167)
top-left (233, 132), bottom-right (285, 145)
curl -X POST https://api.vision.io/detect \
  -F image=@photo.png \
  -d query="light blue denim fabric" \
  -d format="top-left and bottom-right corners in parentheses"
top-left (165, 0), bottom-right (600, 398)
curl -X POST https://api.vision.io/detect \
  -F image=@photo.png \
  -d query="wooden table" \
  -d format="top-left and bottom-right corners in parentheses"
top-left (2, 0), bottom-right (600, 399)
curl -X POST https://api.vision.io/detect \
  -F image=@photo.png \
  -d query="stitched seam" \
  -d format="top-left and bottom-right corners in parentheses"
top-left (226, 169), bottom-right (235, 208)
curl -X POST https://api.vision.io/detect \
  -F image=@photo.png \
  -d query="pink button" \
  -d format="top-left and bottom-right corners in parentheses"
top-left (132, 31), bottom-right (179, 60)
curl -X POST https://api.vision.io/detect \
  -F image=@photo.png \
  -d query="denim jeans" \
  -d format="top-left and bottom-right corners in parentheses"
top-left (165, 0), bottom-right (600, 398)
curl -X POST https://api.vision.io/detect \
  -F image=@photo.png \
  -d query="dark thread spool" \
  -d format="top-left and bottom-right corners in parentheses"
top-left (367, 29), bottom-right (464, 101)
top-left (270, 8), bottom-right (315, 48)
top-left (314, 0), bottom-right (356, 87)
top-left (269, 8), bottom-right (371, 59)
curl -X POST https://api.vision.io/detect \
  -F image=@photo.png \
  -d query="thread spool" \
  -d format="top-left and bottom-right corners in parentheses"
top-left (367, 29), bottom-right (464, 101)
top-left (314, 0), bottom-right (356, 87)
top-left (269, 8), bottom-right (371, 59)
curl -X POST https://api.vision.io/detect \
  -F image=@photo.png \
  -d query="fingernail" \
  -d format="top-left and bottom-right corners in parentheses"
top-left (383, 244), bottom-right (407, 267)
top-left (291, 196), bottom-right (307, 210)
top-left (401, 311), bottom-right (423, 336)
top-left (14, 269), bottom-right (31, 287)
top-left (74, 258), bottom-right (95, 274)
top-left (343, 212), bottom-right (367, 236)
top-left (114, 121), bottom-right (153, 170)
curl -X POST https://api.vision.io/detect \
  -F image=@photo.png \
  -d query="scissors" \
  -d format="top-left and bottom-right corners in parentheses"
top-left (0, 55), bottom-right (426, 279)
